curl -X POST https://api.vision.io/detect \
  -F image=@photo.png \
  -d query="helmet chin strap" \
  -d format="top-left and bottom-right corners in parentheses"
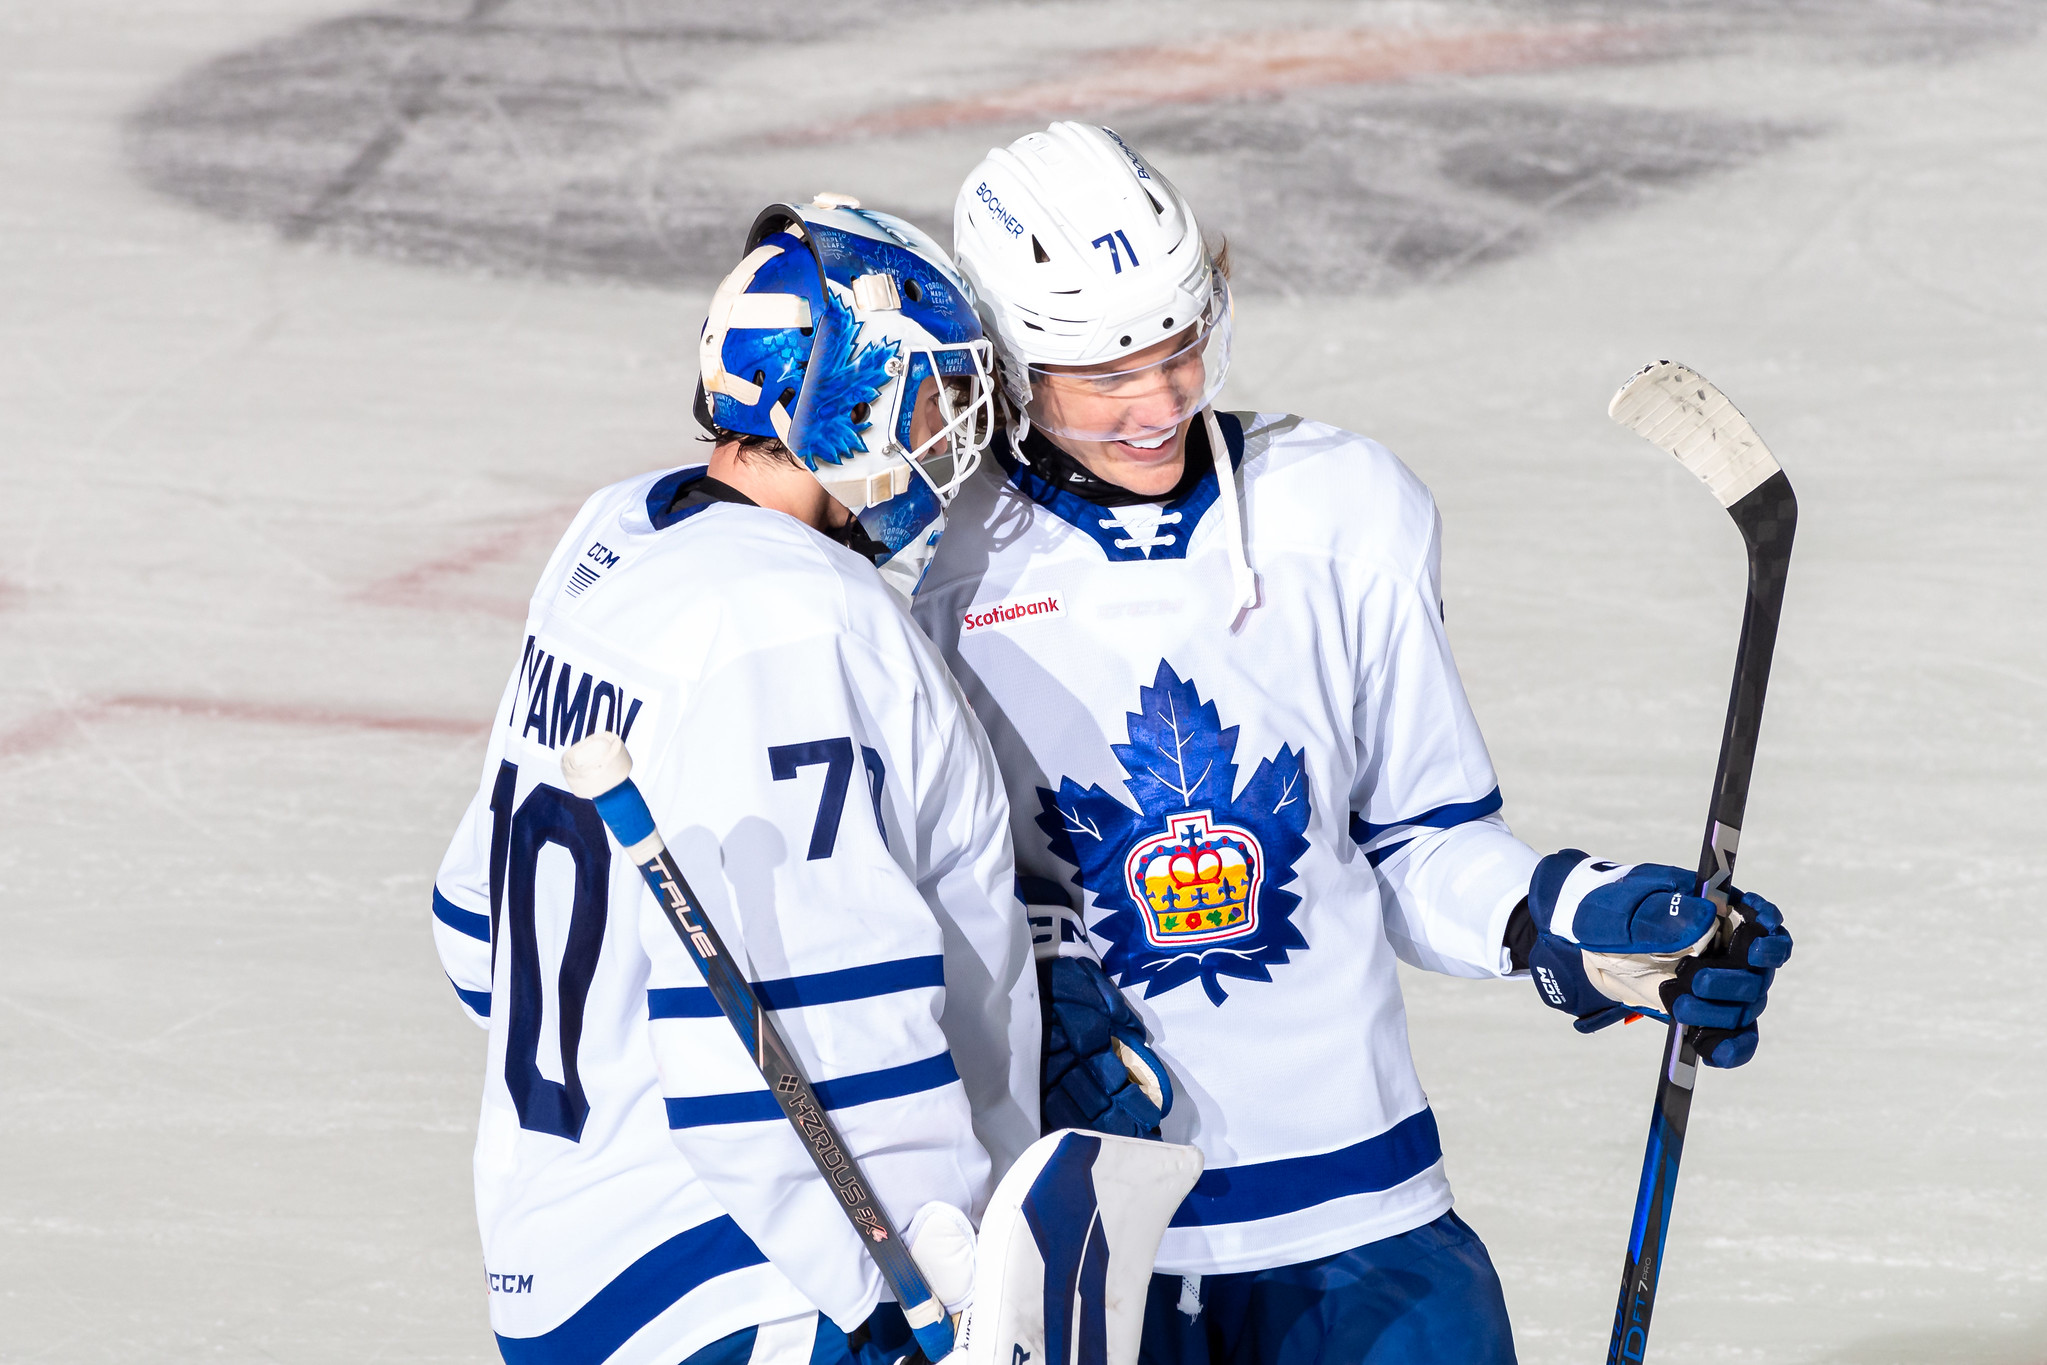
top-left (1204, 406), bottom-right (1259, 631)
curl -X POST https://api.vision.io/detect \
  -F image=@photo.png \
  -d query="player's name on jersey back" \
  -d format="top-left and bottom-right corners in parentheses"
top-left (508, 635), bottom-right (644, 751)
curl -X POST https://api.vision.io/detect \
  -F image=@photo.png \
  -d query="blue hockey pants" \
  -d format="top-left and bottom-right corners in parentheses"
top-left (1138, 1211), bottom-right (1516, 1365)
top-left (677, 1304), bottom-right (913, 1365)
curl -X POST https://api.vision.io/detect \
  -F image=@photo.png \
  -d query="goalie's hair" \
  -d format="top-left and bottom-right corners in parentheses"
top-left (696, 424), bottom-right (804, 470)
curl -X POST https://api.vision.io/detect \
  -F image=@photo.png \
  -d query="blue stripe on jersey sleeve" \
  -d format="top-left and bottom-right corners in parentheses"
top-left (495, 1214), bottom-right (767, 1365)
top-left (432, 888), bottom-right (491, 942)
top-left (665, 1051), bottom-right (960, 1129)
top-left (645, 988), bottom-right (723, 1020)
top-left (646, 955), bottom-right (944, 1019)
top-left (1348, 788), bottom-right (1504, 847)
top-left (447, 974), bottom-right (491, 1018)
top-left (1168, 1106), bottom-right (1443, 1227)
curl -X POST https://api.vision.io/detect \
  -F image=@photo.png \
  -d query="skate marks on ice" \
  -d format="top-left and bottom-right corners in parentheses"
top-left (0, 477), bottom-right (567, 763)
top-left (1814, 1312), bottom-right (2047, 1365)
top-left (1521, 0), bottom-right (2044, 66)
top-left (760, 24), bottom-right (1661, 146)
top-left (122, 0), bottom-right (2038, 297)
top-left (0, 489), bottom-right (568, 765)
top-left (0, 694), bottom-right (486, 763)
top-left (125, 0), bottom-right (905, 289)
top-left (351, 497), bottom-right (583, 619)
top-left (1108, 93), bottom-right (1802, 297)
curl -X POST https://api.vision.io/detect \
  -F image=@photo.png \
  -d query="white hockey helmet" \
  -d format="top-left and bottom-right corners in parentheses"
top-left (952, 122), bottom-right (1231, 444)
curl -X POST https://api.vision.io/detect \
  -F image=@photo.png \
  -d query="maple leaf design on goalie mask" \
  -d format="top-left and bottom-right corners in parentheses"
top-left (1036, 662), bottom-right (1311, 1006)
top-left (792, 288), bottom-right (899, 468)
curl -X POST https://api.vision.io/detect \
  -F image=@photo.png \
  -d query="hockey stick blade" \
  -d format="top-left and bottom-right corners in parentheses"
top-left (1602, 362), bottom-right (1796, 1365)
top-left (1609, 361), bottom-right (1781, 510)
top-left (560, 732), bottom-right (956, 1363)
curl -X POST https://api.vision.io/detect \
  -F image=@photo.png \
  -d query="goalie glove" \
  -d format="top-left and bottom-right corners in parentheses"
top-left (1025, 883), bottom-right (1173, 1138)
top-left (1524, 850), bottom-right (1793, 1069)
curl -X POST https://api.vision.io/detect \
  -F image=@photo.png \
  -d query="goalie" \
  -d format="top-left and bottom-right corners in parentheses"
top-left (429, 197), bottom-right (1037, 1365)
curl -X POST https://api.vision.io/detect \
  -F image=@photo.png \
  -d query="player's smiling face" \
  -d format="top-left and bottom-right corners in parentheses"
top-left (1031, 328), bottom-right (1204, 498)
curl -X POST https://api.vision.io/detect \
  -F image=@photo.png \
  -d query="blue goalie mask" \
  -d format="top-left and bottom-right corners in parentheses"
top-left (694, 197), bottom-right (997, 598)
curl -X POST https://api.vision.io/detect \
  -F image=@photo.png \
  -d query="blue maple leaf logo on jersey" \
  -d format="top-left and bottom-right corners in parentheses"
top-left (1036, 662), bottom-right (1311, 1005)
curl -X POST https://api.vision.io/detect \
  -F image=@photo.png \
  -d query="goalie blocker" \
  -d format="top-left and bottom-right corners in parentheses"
top-left (957, 1131), bottom-right (1202, 1365)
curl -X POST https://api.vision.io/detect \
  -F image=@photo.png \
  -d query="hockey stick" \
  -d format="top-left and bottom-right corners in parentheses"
top-left (560, 732), bottom-right (957, 1364)
top-left (1600, 362), bottom-right (1796, 1364)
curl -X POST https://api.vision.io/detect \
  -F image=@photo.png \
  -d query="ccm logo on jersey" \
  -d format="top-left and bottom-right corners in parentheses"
top-left (488, 1272), bottom-right (534, 1294)
top-left (565, 540), bottom-right (625, 599)
top-left (962, 592), bottom-right (1064, 635)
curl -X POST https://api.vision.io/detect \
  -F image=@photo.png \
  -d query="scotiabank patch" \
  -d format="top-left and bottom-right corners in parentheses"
top-left (962, 591), bottom-right (1065, 635)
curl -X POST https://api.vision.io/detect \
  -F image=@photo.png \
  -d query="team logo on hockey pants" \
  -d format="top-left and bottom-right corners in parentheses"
top-left (1036, 662), bottom-right (1310, 1006)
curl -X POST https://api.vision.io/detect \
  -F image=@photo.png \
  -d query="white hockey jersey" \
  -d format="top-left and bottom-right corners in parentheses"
top-left (432, 466), bottom-right (1038, 1364)
top-left (912, 413), bottom-right (1540, 1275)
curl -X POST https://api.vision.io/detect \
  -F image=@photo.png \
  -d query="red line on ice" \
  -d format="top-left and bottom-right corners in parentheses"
top-left (772, 24), bottom-right (1657, 143)
top-left (103, 695), bottom-right (486, 735)
top-left (353, 502), bottom-right (577, 620)
top-left (0, 695), bottom-right (486, 759)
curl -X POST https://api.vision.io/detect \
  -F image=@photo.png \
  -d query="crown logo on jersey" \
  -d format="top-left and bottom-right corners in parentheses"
top-left (1126, 811), bottom-right (1263, 947)
top-left (1037, 661), bottom-right (1311, 1006)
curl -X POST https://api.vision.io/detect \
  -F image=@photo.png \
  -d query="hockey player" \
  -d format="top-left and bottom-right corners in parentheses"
top-left (430, 198), bottom-right (1036, 1365)
top-left (914, 125), bottom-right (1794, 1364)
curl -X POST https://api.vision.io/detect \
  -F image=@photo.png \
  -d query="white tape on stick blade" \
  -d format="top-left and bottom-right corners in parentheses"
top-left (1609, 361), bottom-right (1781, 508)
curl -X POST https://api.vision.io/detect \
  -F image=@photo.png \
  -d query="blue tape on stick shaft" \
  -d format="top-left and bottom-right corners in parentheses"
top-left (912, 1317), bottom-right (954, 1363)
top-left (592, 780), bottom-right (657, 848)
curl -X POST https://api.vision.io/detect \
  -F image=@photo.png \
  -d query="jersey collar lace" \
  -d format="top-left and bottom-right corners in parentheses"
top-left (998, 412), bottom-right (1245, 563)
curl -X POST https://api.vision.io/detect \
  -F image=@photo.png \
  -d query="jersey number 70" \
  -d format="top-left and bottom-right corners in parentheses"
top-left (485, 738), bottom-right (889, 1140)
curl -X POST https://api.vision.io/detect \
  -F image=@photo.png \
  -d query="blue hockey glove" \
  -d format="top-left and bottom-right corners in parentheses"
top-left (1024, 880), bottom-right (1173, 1138)
top-left (1660, 891), bottom-right (1792, 1067)
top-left (1041, 956), bottom-right (1173, 1137)
top-left (1525, 850), bottom-right (1792, 1069)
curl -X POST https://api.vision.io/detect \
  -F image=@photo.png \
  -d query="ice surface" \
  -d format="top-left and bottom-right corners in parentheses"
top-left (2, 2), bottom-right (2043, 1361)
